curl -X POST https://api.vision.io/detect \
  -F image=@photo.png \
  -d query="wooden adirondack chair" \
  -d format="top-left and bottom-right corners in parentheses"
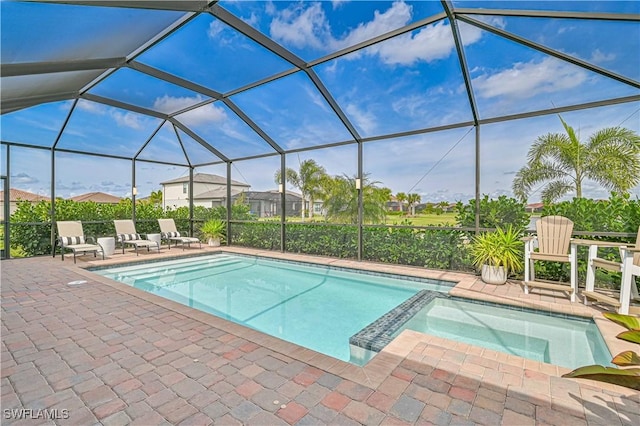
top-left (580, 226), bottom-right (640, 314)
top-left (523, 215), bottom-right (577, 301)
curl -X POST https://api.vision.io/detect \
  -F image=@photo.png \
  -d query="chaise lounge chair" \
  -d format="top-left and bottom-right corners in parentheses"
top-left (158, 218), bottom-right (201, 250)
top-left (580, 226), bottom-right (640, 314)
top-left (523, 215), bottom-right (577, 302)
top-left (56, 220), bottom-right (104, 263)
top-left (114, 220), bottom-right (161, 256)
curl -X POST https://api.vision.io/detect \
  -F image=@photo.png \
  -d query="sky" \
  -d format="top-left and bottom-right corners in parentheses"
top-left (1, 0), bottom-right (639, 204)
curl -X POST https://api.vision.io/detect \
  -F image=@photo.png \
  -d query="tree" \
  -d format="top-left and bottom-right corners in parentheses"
top-left (395, 192), bottom-right (407, 213)
top-left (320, 174), bottom-right (389, 224)
top-left (149, 189), bottom-right (163, 206)
top-left (274, 159), bottom-right (327, 220)
top-left (407, 193), bottom-right (421, 216)
top-left (512, 116), bottom-right (640, 203)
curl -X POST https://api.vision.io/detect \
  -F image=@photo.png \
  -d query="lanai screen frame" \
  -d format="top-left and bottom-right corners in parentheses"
top-left (1, 1), bottom-right (639, 260)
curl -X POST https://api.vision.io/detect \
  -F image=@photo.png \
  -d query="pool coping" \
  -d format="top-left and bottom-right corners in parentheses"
top-left (70, 246), bottom-right (637, 393)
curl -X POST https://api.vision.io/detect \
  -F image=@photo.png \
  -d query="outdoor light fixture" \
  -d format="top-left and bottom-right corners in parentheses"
top-left (355, 178), bottom-right (362, 190)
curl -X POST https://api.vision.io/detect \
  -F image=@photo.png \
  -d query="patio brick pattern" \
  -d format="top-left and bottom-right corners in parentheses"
top-left (2, 251), bottom-right (639, 425)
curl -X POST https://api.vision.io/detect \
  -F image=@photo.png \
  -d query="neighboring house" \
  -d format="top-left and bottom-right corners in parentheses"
top-left (69, 192), bottom-right (122, 204)
top-left (0, 188), bottom-right (49, 219)
top-left (231, 190), bottom-right (304, 218)
top-left (387, 197), bottom-right (402, 212)
top-left (526, 202), bottom-right (545, 213)
top-left (160, 173), bottom-right (250, 209)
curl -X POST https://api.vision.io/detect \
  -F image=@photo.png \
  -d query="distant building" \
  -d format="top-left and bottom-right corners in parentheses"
top-left (69, 192), bottom-right (122, 204)
top-left (387, 196), bottom-right (402, 212)
top-left (0, 188), bottom-right (48, 219)
top-left (232, 190), bottom-right (305, 218)
top-left (526, 202), bottom-right (545, 213)
top-left (160, 173), bottom-right (250, 209)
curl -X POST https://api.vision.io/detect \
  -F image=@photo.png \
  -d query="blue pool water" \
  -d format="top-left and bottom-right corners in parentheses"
top-left (94, 254), bottom-right (612, 369)
top-left (94, 254), bottom-right (453, 362)
top-left (393, 297), bottom-right (612, 369)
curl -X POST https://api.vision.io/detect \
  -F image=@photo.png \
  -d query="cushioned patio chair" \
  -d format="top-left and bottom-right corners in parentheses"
top-left (158, 219), bottom-right (201, 250)
top-left (56, 220), bottom-right (104, 263)
top-left (114, 220), bottom-right (161, 256)
top-left (579, 226), bottom-right (640, 314)
top-left (523, 215), bottom-right (577, 302)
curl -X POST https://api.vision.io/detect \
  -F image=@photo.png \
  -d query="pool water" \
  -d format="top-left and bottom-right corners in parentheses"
top-left (393, 297), bottom-right (612, 369)
top-left (94, 254), bottom-right (453, 362)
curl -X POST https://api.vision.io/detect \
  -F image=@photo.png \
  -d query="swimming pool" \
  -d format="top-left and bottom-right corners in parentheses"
top-left (389, 296), bottom-right (612, 369)
top-left (94, 253), bottom-right (612, 369)
top-left (93, 253), bottom-right (454, 363)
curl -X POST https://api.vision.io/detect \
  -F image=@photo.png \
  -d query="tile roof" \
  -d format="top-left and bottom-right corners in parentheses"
top-left (68, 192), bottom-right (122, 203)
top-left (0, 188), bottom-right (49, 202)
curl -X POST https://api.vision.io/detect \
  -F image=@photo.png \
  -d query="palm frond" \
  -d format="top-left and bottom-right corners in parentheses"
top-left (540, 179), bottom-right (574, 202)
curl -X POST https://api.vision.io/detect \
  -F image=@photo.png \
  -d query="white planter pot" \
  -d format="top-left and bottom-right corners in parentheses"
top-left (481, 264), bottom-right (507, 285)
top-left (208, 238), bottom-right (221, 247)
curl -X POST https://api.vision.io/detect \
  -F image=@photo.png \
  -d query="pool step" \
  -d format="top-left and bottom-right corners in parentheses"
top-left (420, 316), bottom-right (550, 362)
top-left (120, 256), bottom-right (244, 280)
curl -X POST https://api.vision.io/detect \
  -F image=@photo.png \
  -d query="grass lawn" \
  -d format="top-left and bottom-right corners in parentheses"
top-left (385, 213), bottom-right (457, 226)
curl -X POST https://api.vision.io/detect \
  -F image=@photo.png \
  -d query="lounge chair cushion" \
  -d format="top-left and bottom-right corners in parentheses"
top-left (162, 231), bottom-right (181, 238)
top-left (61, 236), bottom-right (85, 245)
top-left (119, 233), bottom-right (141, 242)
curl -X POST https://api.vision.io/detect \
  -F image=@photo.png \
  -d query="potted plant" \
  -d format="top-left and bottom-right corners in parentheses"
top-left (200, 219), bottom-right (225, 247)
top-left (469, 225), bottom-right (524, 285)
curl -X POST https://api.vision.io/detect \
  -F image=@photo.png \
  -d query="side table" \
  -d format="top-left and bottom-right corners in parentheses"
top-left (97, 236), bottom-right (115, 257)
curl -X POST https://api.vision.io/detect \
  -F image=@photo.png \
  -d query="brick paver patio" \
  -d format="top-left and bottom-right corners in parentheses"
top-left (1, 249), bottom-right (638, 425)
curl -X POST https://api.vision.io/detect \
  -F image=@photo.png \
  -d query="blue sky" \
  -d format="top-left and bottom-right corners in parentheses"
top-left (1, 0), bottom-right (639, 204)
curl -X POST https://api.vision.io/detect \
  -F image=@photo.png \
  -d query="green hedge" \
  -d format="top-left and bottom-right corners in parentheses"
top-left (230, 222), bottom-right (474, 271)
top-left (9, 199), bottom-right (253, 257)
top-left (363, 226), bottom-right (473, 271)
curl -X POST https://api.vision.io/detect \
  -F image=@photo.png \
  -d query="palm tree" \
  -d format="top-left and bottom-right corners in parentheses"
top-left (513, 116), bottom-right (640, 203)
top-left (274, 159), bottom-right (327, 220)
top-left (407, 193), bottom-right (421, 216)
top-left (320, 174), bottom-right (389, 224)
top-left (395, 192), bottom-right (407, 213)
top-left (149, 189), bottom-right (163, 206)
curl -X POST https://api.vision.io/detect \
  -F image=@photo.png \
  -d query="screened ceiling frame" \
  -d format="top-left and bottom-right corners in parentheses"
top-left (1, 1), bottom-right (639, 168)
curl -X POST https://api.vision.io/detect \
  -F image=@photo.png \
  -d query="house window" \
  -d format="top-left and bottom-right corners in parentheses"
top-left (182, 183), bottom-right (188, 194)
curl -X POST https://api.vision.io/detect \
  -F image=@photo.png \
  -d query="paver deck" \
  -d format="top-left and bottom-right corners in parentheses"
top-left (1, 247), bottom-right (638, 425)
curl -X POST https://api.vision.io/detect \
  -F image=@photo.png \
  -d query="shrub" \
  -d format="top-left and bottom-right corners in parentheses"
top-left (455, 195), bottom-right (529, 230)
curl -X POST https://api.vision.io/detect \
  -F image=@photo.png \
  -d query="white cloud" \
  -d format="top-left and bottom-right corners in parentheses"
top-left (153, 94), bottom-right (206, 114)
top-left (208, 19), bottom-right (227, 39)
top-left (303, 85), bottom-right (330, 112)
top-left (365, 20), bottom-right (467, 66)
top-left (332, 1), bottom-right (347, 10)
top-left (590, 48), bottom-right (616, 64)
top-left (11, 172), bottom-right (38, 185)
top-left (331, 1), bottom-right (412, 49)
top-left (472, 56), bottom-right (588, 100)
top-left (345, 103), bottom-right (376, 134)
top-left (175, 102), bottom-right (228, 127)
top-left (76, 100), bottom-right (107, 115)
top-left (75, 99), bottom-right (148, 130)
top-left (267, 1), bottom-right (487, 66)
top-left (242, 12), bottom-right (259, 27)
top-left (111, 111), bottom-right (144, 130)
top-left (269, 2), bottom-right (331, 50)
